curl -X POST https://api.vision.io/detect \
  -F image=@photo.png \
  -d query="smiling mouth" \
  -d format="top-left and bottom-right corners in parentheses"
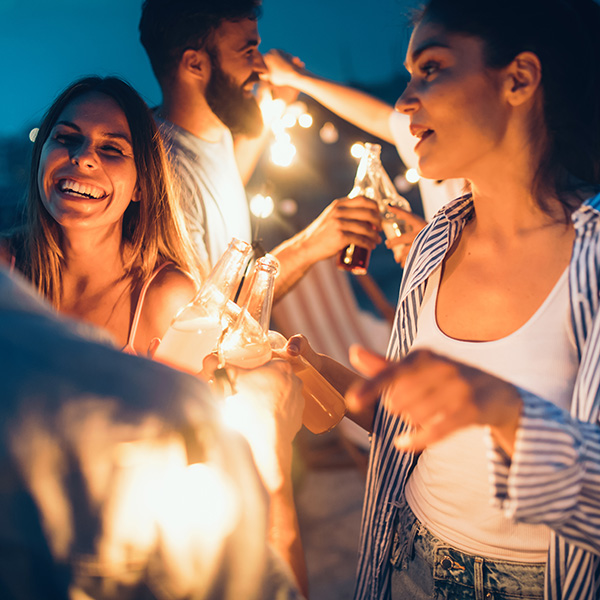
top-left (416, 129), bottom-right (434, 141)
top-left (57, 179), bottom-right (107, 200)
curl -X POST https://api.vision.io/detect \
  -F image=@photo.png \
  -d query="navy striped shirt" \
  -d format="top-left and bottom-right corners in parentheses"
top-left (355, 193), bottom-right (600, 600)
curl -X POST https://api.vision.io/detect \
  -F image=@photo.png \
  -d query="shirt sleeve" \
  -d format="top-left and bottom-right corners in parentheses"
top-left (486, 391), bottom-right (600, 555)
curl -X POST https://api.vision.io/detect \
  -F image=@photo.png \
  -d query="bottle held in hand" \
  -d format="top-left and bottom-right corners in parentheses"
top-left (219, 254), bottom-right (280, 369)
top-left (338, 142), bottom-right (412, 272)
top-left (268, 331), bottom-right (347, 434)
top-left (154, 238), bottom-right (253, 373)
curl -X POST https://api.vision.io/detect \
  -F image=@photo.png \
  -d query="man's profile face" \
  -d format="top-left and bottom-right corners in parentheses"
top-left (205, 18), bottom-right (266, 137)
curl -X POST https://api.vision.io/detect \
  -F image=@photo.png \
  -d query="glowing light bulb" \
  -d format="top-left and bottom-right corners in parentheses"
top-left (394, 174), bottom-right (413, 193)
top-left (350, 143), bottom-right (365, 159)
top-left (406, 168), bottom-right (421, 183)
top-left (319, 122), bottom-right (339, 144)
top-left (279, 197), bottom-right (298, 216)
top-left (298, 113), bottom-right (313, 128)
top-left (270, 140), bottom-right (296, 167)
top-left (281, 112), bottom-right (297, 129)
top-left (250, 193), bottom-right (275, 218)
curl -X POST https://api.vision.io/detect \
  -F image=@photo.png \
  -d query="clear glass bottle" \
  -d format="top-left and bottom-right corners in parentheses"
top-left (338, 143), bottom-right (412, 272)
top-left (154, 238), bottom-right (253, 373)
top-left (218, 254), bottom-right (279, 369)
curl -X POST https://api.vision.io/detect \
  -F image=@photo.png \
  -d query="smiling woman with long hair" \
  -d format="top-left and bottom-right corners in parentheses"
top-left (4, 77), bottom-right (202, 354)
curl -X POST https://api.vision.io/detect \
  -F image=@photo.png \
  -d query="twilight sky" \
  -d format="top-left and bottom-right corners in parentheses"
top-left (0, 0), bottom-right (417, 137)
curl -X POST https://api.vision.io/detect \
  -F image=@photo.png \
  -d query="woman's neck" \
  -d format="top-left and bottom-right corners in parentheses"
top-left (60, 226), bottom-right (129, 286)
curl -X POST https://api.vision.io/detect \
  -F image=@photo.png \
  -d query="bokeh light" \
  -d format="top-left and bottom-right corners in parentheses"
top-left (405, 168), bottom-right (421, 183)
top-left (250, 193), bottom-right (275, 218)
top-left (350, 142), bottom-right (365, 159)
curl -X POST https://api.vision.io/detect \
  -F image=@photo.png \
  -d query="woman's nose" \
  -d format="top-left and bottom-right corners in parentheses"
top-left (70, 142), bottom-right (97, 168)
top-left (395, 82), bottom-right (419, 115)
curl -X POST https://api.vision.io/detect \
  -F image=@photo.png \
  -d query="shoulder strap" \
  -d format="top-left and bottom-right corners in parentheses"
top-left (123, 262), bottom-right (174, 354)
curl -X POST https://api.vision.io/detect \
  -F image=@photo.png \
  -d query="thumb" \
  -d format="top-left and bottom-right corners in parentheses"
top-left (349, 344), bottom-right (388, 377)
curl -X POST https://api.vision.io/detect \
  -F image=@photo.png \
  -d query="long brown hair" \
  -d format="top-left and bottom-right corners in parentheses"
top-left (12, 76), bottom-right (203, 306)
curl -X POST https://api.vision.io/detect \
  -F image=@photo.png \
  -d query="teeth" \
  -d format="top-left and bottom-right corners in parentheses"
top-left (58, 179), bottom-right (105, 199)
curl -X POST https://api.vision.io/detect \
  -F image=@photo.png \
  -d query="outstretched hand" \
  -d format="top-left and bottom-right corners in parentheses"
top-left (384, 207), bottom-right (427, 267)
top-left (347, 346), bottom-right (522, 456)
top-left (301, 195), bottom-right (382, 262)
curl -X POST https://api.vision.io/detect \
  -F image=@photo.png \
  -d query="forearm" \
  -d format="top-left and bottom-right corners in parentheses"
top-left (271, 228), bottom-right (322, 301)
top-left (267, 442), bottom-right (308, 597)
top-left (488, 390), bottom-right (600, 553)
top-left (293, 71), bottom-right (394, 143)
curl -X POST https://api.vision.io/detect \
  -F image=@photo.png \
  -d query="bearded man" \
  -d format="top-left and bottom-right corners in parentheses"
top-left (139, 0), bottom-right (381, 299)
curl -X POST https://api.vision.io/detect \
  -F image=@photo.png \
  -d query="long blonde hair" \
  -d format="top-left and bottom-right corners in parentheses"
top-left (12, 76), bottom-right (203, 306)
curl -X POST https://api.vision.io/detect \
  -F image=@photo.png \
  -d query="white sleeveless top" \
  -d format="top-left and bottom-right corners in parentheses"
top-left (405, 265), bottom-right (578, 561)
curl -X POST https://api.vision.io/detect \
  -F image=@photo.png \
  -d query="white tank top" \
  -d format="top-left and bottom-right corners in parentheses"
top-left (405, 264), bottom-right (578, 562)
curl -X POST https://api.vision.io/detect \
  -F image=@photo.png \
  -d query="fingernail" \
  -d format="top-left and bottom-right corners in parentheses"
top-left (287, 343), bottom-right (299, 356)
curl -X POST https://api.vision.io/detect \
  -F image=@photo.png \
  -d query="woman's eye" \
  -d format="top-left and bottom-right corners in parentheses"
top-left (101, 145), bottom-right (124, 155)
top-left (420, 61), bottom-right (440, 77)
top-left (55, 133), bottom-right (78, 145)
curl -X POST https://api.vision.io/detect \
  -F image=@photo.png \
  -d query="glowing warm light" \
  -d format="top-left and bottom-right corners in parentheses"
top-left (298, 113), bottom-right (313, 128)
top-left (319, 122), bottom-right (339, 144)
top-left (220, 393), bottom-right (281, 492)
top-left (281, 112), bottom-right (297, 129)
top-left (270, 140), bottom-right (297, 167)
top-left (394, 174), bottom-right (413, 193)
top-left (29, 128), bottom-right (39, 143)
top-left (249, 193), bottom-right (275, 218)
top-left (406, 168), bottom-right (421, 183)
top-left (279, 197), bottom-right (298, 216)
top-left (259, 92), bottom-right (286, 127)
top-left (350, 142), bottom-right (365, 159)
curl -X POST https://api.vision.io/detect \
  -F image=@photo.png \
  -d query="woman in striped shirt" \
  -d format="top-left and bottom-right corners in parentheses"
top-left (289, 0), bottom-right (600, 598)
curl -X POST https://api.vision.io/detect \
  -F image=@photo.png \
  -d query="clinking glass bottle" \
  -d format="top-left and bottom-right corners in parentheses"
top-left (153, 238), bottom-right (253, 373)
top-left (338, 142), bottom-right (413, 273)
top-left (218, 254), bottom-right (279, 369)
top-left (219, 254), bottom-right (348, 434)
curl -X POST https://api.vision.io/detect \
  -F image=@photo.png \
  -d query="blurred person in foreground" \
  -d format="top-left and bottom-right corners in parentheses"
top-left (0, 265), bottom-right (305, 599)
top-left (284, 0), bottom-right (600, 598)
top-left (138, 0), bottom-right (382, 298)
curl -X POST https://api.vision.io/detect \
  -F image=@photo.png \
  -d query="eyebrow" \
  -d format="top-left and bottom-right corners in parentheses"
top-left (404, 40), bottom-right (451, 69)
top-left (238, 37), bottom-right (260, 52)
top-left (55, 120), bottom-right (133, 146)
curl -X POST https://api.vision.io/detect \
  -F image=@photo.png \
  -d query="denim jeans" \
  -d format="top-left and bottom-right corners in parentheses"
top-left (390, 496), bottom-right (545, 600)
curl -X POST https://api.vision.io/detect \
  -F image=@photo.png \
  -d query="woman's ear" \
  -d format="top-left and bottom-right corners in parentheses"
top-left (504, 51), bottom-right (542, 107)
top-left (131, 187), bottom-right (141, 203)
top-left (180, 48), bottom-right (211, 83)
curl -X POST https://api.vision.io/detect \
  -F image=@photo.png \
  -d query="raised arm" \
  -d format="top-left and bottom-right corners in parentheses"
top-left (263, 49), bottom-right (395, 144)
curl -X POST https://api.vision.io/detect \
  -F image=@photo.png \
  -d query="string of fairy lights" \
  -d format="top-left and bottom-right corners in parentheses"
top-left (249, 92), bottom-right (421, 220)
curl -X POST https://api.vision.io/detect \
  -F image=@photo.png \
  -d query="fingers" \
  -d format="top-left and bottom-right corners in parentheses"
top-left (348, 345), bottom-right (388, 377)
top-left (386, 206), bottom-right (427, 230)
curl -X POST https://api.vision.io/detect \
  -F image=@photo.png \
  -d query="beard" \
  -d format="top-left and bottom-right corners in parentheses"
top-left (205, 54), bottom-right (264, 138)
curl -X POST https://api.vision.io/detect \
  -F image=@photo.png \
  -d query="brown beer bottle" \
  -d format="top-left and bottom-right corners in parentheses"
top-left (338, 143), bottom-right (412, 273)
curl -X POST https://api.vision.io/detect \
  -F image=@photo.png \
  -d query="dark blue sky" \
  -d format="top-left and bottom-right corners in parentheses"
top-left (0, 0), bottom-right (416, 137)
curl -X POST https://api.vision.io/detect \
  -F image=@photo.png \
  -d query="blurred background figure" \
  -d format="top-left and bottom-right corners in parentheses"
top-left (139, 0), bottom-right (382, 300)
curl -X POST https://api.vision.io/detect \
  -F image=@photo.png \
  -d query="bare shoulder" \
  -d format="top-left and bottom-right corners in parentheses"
top-left (134, 264), bottom-right (199, 354)
top-left (144, 264), bottom-right (198, 320)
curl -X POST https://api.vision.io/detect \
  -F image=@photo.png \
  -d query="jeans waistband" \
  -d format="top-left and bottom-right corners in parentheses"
top-left (390, 496), bottom-right (545, 600)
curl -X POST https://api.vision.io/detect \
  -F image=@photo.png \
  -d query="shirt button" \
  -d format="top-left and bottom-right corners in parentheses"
top-left (440, 556), bottom-right (452, 569)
